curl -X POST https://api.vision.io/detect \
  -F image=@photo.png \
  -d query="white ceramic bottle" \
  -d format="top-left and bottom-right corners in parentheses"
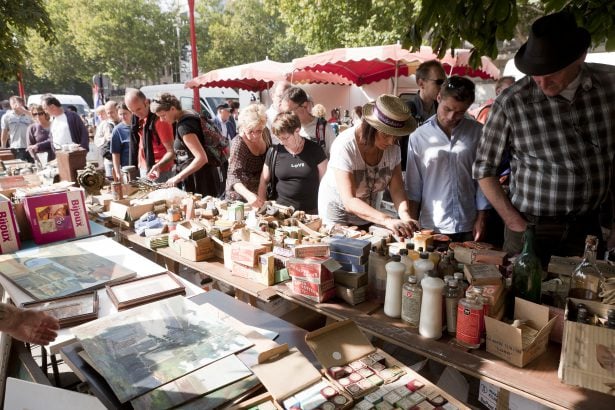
top-left (413, 252), bottom-right (434, 282)
top-left (419, 270), bottom-right (445, 339)
top-left (399, 248), bottom-right (414, 281)
top-left (384, 255), bottom-right (406, 318)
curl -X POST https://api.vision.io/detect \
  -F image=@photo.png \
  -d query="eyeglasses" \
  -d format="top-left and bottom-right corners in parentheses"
top-left (427, 78), bottom-right (445, 86)
top-left (31, 112), bottom-right (45, 116)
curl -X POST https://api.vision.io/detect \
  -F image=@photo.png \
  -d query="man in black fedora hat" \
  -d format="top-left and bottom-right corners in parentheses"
top-left (473, 11), bottom-right (615, 266)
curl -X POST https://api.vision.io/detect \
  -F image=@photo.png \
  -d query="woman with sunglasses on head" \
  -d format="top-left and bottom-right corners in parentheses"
top-left (318, 95), bottom-right (419, 238)
top-left (225, 104), bottom-right (270, 208)
top-left (257, 112), bottom-right (328, 214)
top-left (26, 104), bottom-right (55, 162)
top-left (150, 93), bottom-right (220, 197)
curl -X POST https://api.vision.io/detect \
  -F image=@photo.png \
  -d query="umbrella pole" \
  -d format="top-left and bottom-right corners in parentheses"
top-left (394, 62), bottom-right (399, 96)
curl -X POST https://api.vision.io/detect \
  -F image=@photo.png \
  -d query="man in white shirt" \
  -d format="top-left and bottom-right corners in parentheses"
top-left (406, 76), bottom-right (489, 242)
top-left (41, 94), bottom-right (89, 150)
top-left (265, 81), bottom-right (291, 138)
top-left (280, 86), bottom-right (335, 157)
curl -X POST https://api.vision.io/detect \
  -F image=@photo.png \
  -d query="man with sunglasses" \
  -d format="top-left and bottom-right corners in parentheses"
top-left (401, 60), bottom-right (447, 172)
top-left (406, 76), bottom-right (489, 242)
top-left (473, 12), bottom-right (615, 263)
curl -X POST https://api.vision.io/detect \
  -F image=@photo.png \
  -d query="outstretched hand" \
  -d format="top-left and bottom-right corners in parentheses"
top-left (11, 310), bottom-right (60, 346)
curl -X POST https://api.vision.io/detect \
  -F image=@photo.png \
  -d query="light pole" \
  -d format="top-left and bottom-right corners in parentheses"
top-left (187, 0), bottom-right (199, 111)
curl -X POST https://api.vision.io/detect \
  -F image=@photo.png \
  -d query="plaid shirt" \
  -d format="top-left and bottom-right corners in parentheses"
top-left (473, 63), bottom-right (615, 216)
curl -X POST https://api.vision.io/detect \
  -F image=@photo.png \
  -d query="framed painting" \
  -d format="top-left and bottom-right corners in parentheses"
top-left (105, 272), bottom-right (185, 310)
top-left (22, 291), bottom-right (98, 328)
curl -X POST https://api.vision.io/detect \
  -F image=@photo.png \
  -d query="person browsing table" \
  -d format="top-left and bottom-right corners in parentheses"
top-left (318, 95), bottom-right (418, 238)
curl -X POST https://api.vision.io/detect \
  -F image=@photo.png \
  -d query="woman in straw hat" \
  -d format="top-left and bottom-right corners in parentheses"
top-left (318, 94), bottom-right (419, 238)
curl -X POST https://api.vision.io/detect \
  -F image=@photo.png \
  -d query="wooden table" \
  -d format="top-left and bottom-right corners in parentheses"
top-left (274, 285), bottom-right (614, 410)
top-left (61, 289), bottom-right (316, 409)
top-left (117, 229), bottom-right (279, 304)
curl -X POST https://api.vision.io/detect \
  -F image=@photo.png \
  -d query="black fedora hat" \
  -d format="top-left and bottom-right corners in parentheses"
top-left (515, 12), bottom-right (591, 76)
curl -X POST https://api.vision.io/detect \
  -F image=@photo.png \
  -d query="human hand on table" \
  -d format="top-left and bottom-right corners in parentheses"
top-left (383, 218), bottom-right (416, 239)
top-left (3, 307), bottom-right (59, 345)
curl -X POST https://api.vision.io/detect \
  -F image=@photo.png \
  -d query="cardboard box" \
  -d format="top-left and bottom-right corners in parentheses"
top-left (0, 194), bottom-right (21, 253)
top-left (338, 262), bottom-right (368, 273)
top-left (250, 344), bottom-right (353, 409)
top-left (327, 237), bottom-right (371, 257)
top-left (23, 188), bottom-right (91, 245)
top-left (334, 270), bottom-right (368, 289)
top-left (330, 250), bottom-right (368, 265)
top-left (232, 261), bottom-right (261, 280)
top-left (290, 277), bottom-right (335, 302)
top-left (455, 247), bottom-right (507, 265)
top-left (175, 220), bottom-right (207, 241)
top-left (548, 255), bottom-right (615, 278)
top-left (558, 298), bottom-right (615, 395)
top-left (107, 198), bottom-right (154, 227)
top-left (169, 236), bottom-right (214, 261)
top-left (287, 257), bottom-right (340, 284)
top-left (464, 264), bottom-right (502, 286)
top-left (335, 284), bottom-right (366, 305)
top-left (292, 244), bottom-right (330, 258)
top-left (231, 241), bottom-right (268, 268)
top-left (485, 298), bottom-right (556, 367)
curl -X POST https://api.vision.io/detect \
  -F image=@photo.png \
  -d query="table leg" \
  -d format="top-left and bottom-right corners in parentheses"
top-left (50, 353), bottom-right (61, 386)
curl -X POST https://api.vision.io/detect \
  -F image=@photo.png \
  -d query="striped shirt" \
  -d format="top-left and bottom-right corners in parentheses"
top-left (473, 63), bottom-right (615, 216)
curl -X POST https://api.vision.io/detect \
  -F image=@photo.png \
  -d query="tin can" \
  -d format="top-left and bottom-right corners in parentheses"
top-left (111, 182), bottom-right (123, 200)
top-left (121, 165), bottom-right (138, 183)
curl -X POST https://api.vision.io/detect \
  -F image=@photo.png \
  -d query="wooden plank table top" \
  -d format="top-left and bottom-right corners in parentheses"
top-left (117, 229), bottom-right (279, 302)
top-left (275, 284), bottom-right (614, 410)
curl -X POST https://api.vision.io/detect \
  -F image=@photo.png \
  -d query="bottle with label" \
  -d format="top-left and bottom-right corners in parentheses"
top-left (413, 252), bottom-right (434, 282)
top-left (419, 270), bottom-right (445, 339)
top-left (401, 276), bottom-right (422, 326)
top-left (426, 245), bottom-right (441, 268)
top-left (368, 240), bottom-right (390, 304)
top-left (445, 279), bottom-right (461, 336)
top-left (471, 286), bottom-right (488, 342)
top-left (406, 242), bottom-right (420, 261)
top-left (512, 224), bottom-right (542, 304)
top-left (454, 271), bottom-right (468, 296)
top-left (438, 252), bottom-right (456, 278)
top-left (384, 255), bottom-right (406, 318)
top-left (399, 248), bottom-right (414, 281)
top-left (455, 291), bottom-right (484, 349)
top-left (568, 235), bottom-right (604, 301)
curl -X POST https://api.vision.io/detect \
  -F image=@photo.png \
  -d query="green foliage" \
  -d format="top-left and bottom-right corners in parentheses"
top-left (275, 0), bottom-right (417, 53)
top-left (195, 0), bottom-right (305, 71)
top-left (0, 0), bottom-right (55, 81)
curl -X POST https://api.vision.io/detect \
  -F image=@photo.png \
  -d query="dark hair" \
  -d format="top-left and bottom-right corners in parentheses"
top-left (66, 105), bottom-right (78, 112)
top-left (440, 76), bottom-right (476, 104)
top-left (150, 92), bottom-right (181, 112)
top-left (415, 60), bottom-right (445, 81)
top-left (353, 105), bottom-right (362, 119)
top-left (282, 87), bottom-right (309, 106)
top-left (119, 103), bottom-right (129, 110)
top-left (271, 111), bottom-right (301, 136)
top-left (495, 76), bottom-right (516, 92)
top-left (229, 100), bottom-right (240, 110)
top-left (358, 119), bottom-right (378, 147)
top-left (41, 94), bottom-right (61, 108)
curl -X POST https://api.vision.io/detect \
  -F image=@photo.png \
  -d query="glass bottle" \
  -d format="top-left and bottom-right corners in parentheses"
top-left (606, 309), bottom-right (615, 329)
top-left (445, 279), bottom-right (461, 336)
top-left (368, 245), bottom-right (387, 303)
top-left (401, 276), bottom-right (422, 326)
top-left (568, 235), bottom-right (604, 301)
top-left (426, 245), bottom-right (441, 267)
top-left (512, 224), bottom-right (542, 304)
top-left (454, 271), bottom-right (468, 296)
top-left (406, 242), bottom-right (420, 261)
top-left (419, 270), bottom-right (445, 339)
top-left (413, 252), bottom-right (434, 282)
top-left (399, 248), bottom-right (414, 281)
top-left (438, 252), bottom-right (456, 277)
top-left (384, 255), bottom-right (406, 318)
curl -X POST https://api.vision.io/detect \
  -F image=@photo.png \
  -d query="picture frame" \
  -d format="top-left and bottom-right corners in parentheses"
top-left (21, 291), bottom-right (99, 329)
top-left (105, 272), bottom-right (186, 310)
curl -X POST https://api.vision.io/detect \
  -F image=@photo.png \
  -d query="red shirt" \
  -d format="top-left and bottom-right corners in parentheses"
top-left (137, 118), bottom-right (174, 172)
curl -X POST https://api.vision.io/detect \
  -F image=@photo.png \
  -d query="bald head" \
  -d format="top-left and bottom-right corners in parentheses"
top-left (104, 100), bottom-right (120, 123)
top-left (124, 88), bottom-right (150, 119)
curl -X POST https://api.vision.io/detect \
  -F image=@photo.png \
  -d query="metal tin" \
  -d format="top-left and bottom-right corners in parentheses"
top-left (111, 181), bottom-right (123, 200)
top-left (121, 165), bottom-right (138, 183)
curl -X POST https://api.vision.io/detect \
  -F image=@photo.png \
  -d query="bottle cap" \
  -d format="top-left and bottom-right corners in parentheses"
top-left (399, 248), bottom-right (408, 255)
top-left (426, 269), bottom-right (438, 277)
top-left (426, 245), bottom-right (435, 252)
top-left (418, 247), bottom-right (424, 252)
top-left (437, 246), bottom-right (447, 253)
top-left (453, 272), bottom-right (464, 280)
top-left (419, 252), bottom-right (429, 259)
top-left (448, 279), bottom-right (458, 287)
top-left (391, 255), bottom-right (401, 262)
top-left (408, 276), bottom-right (418, 284)
top-left (406, 242), bottom-right (415, 250)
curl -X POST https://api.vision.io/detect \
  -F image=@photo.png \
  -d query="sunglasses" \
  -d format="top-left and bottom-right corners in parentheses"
top-left (445, 76), bottom-right (475, 92)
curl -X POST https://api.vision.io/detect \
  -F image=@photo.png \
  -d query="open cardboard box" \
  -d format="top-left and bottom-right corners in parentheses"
top-left (485, 298), bottom-right (556, 367)
top-left (249, 343), bottom-right (353, 409)
top-left (107, 198), bottom-right (154, 227)
top-left (558, 298), bottom-right (615, 395)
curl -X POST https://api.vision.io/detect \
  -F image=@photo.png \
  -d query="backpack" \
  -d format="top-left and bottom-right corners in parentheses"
top-left (198, 114), bottom-right (229, 168)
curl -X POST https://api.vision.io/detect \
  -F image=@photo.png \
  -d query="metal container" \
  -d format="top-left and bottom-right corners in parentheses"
top-left (121, 165), bottom-right (138, 183)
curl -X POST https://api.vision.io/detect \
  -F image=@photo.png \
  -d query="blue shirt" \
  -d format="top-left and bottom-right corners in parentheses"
top-left (111, 123), bottom-right (131, 167)
top-left (406, 115), bottom-right (490, 234)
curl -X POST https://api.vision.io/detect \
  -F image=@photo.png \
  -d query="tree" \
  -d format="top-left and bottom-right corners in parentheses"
top-left (195, 0), bottom-right (305, 72)
top-left (275, 0), bottom-right (417, 53)
top-left (0, 0), bottom-right (55, 81)
top-left (404, 0), bottom-right (615, 67)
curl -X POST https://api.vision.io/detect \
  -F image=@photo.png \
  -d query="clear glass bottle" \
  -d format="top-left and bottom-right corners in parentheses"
top-left (512, 224), bottom-right (542, 304)
top-left (368, 244), bottom-right (389, 303)
top-left (399, 248), bottom-right (414, 281)
top-left (401, 276), bottom-right (422, 326)
top-left (406, 242), bottom-right (420, 261)
top-left (419, 270), bottom-right (445, 339)
top-left (568, 235), bottom-right (604, 301)
top-left (438, 252), bottom-right (456, 277)
top-left (426, 245), bottom-right (441, 267)
top-left (454, 271), bottom-right (468, 296)
top-left (384, 255), bottom-right (406, 318)
top-left (445, 279), bottom-right (461, 336)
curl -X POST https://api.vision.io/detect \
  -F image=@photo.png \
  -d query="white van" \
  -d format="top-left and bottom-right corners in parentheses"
top-left (27, 94), bottom-right (90, 115)
top-left (503, 51), bottom-right (615, 80)
top-left (140, 84), bottom-right (238, 119)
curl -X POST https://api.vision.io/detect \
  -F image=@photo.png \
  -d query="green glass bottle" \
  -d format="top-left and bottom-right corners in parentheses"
top-left (512, 225), bottom-right (542, 304)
